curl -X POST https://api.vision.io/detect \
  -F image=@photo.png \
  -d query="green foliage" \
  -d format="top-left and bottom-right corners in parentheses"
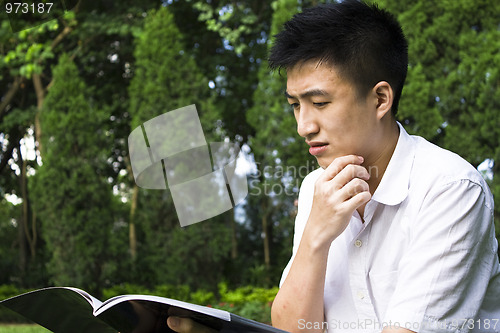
top-left (127, 5), bottom-right (234, 290)
top-left (0, 325), bottom-right (50, 333)
top-left (0, 285), bottom-right (31, 322)
top-left (212, 283), bottom-right (276, 323)
top-left (29, 54), bottom-right (114, 294)
top-left (0, 285), bottom-right (28, 301)
top-left (1, 17), bottom-right (60, 78)
top-left (0, 202), bottom-right (19, 284)
top-left (190, 0), bottom-right (259, 55)
top-left (189, 289), bottom-right (216, 305)
top-left (218, 282), bottom-right (278, 304)
top-left (213, 301), bottom-right (272, 324)
top-left (129, 6), bottom-right (214, 128)
top-left (398, 63), bottom-right (443, 138)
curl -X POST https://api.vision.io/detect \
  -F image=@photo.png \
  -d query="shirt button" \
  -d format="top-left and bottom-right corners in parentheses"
top-left (356, 290), bottom-right (365, 299)
top-left (354, 239), bottom-right (363, 247)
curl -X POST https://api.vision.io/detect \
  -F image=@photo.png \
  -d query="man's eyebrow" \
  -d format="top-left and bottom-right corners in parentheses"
top-left (284, 89), bottom-right (330, 99)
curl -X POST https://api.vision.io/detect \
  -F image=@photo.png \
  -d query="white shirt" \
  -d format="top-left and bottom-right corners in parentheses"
top-left (280, 123), bottom-right (500, 333)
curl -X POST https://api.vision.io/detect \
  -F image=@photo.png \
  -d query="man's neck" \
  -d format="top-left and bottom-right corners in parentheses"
top-left (357, 121), bottom-right (400, 218)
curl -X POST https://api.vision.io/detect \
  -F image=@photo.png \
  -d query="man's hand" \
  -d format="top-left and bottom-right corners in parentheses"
top-left (166, 316), bottom-right (217, 333)
top-left (306, 155), bottom-right (371, 247)
top-left (166, 308), bottom-right (217, 333)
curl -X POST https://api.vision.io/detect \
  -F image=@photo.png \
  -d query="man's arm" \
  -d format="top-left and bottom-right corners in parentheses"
top-left (272, 155), bottom-right (371, 332)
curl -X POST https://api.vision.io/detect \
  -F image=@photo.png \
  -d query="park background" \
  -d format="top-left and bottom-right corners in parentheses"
top-left (0, 0), bottom-right (499, 330)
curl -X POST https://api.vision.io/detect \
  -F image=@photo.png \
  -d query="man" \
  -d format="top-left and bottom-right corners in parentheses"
top-left (268, 1), bottom-right (500, 333)
top-left (168, 1), bottom-right (500, 332)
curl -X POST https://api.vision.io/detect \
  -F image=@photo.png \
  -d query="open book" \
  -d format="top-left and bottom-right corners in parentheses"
top-left (0, 287), bottom-right (290, 333)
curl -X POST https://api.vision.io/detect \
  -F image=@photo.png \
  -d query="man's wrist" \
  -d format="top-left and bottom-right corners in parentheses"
top-left (301, 225), bottom-right (333, 256)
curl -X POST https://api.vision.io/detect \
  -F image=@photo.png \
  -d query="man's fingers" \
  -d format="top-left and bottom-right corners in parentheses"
top-left (332, 164), bottom-right (370, 189)
top-left (167, 316), bottom-right (217, 333)
top-left (320, 155), bottom-right (364, 181)
top-left (337, 177), bottom-right (370, 201)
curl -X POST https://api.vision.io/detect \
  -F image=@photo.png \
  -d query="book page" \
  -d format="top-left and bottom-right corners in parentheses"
top-left (66, 287), bottom-right (104, 309)
top-left (0, 287), bottom-right (116, 333)
top-left (95, 294), bottom-right (230, 321)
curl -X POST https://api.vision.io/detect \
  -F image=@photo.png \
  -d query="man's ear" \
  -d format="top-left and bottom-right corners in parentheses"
top-left (373, 81), bottom-right (393, 119)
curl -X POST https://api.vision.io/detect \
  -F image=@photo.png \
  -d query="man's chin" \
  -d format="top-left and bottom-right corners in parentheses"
top-left (316, 156), bottom-right (333, 170)
top-left (316, 153), bottom-right (353, 169)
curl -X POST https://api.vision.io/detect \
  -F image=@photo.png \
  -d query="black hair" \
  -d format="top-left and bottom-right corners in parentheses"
top-left (268, 0), bottom-right (408, 115)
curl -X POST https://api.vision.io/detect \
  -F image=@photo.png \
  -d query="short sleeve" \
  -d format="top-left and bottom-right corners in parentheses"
top-left (383, 179), bottom-right (498, 332)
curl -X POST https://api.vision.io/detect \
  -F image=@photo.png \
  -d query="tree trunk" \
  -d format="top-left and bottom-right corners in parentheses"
top-left (0, 76), bottom-right (24, 121)
top-left (17, 209), bottom-right (27, 281)
top-left (19, 142), bottom-right (37, 260)
top-left (261, 200), bottom-right (270, 270)
top-left (130, 184), bottom-right (139, 260)
top-left (230, 212), bottom-right (238, 259)
top-left (32, 73), bottom-right (45, 158)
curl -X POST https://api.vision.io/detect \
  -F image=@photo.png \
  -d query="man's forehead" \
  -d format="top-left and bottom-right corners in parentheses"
top-left (285, 61), bottom-right (344, 98)
top-left (284, 88), bottom-right (331, 100)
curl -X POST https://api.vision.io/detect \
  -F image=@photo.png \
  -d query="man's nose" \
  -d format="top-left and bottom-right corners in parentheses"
top-left (296, 108), bottom-right (319, 138)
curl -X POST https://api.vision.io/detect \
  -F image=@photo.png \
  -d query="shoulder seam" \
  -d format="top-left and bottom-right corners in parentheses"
top-left (438, 178), bottom-right (493, 212)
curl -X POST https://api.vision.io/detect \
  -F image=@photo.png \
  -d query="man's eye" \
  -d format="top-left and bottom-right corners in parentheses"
top-left (290, 103), bottom-right (300, 110)
top-left (313, 102), bottom-right (329, 107)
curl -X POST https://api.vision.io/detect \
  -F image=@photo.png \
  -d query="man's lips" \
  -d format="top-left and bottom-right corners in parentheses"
top-left (306, 141), bottom-right (328, 156)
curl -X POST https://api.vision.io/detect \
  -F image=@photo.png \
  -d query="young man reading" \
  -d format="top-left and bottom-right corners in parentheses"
top-left (167, 1), bottom-right (500, 332)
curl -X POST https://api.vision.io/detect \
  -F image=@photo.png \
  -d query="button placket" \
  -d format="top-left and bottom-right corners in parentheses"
top-left (348, 226), bottom-right (378, 322)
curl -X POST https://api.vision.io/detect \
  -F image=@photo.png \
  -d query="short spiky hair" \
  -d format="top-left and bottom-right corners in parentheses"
top-left (269, 0), bottom-right (408, 115)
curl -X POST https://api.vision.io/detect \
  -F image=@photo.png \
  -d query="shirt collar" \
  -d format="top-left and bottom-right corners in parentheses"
top-left (371, 122), bottom-right (415, 206)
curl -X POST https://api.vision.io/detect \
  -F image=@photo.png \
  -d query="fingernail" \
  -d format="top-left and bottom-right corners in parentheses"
top-left (169, 316), bottom-right (180, 327)
top-left (358, 156), bottom-right (364, 163)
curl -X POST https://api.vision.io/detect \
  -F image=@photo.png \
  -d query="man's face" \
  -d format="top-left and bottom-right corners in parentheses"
top-left (286, 60), bottom-right (379, 169)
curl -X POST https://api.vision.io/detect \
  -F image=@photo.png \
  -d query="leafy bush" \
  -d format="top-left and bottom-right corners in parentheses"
top-left (102, 284), bottom-right (193, 302)
top-left (0, 285), bottom-right (26, 301)
top-left (189, 289), bottom-right (216, 305)
top-left (0, 324), bottom-right (50, 332)
top-left (212, 301), bottom-right (272, 324)
top-left (101, 283), bottom-right (154, 300)
top-left (218, 282), bottom-right (278, 304)
top-left (206, 283), bottom-right (275, 323)
top-left (0, 285), bottom-right (33, 323)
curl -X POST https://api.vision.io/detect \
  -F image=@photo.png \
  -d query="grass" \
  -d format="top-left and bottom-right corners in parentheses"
top-left (0, 324), bottom-right (50, 333)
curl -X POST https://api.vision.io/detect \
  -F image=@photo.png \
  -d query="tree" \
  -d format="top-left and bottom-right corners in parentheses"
top-left (167, 0), bottom-right (274, 142)
top-left (127, 6), bottom-right (232, 289)
top-left (245, 0), bottom-right (320, 284)
top-left (29, 54), bottom-right (114, 294)
top-left (0, 0), bottom-right (161, 287)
